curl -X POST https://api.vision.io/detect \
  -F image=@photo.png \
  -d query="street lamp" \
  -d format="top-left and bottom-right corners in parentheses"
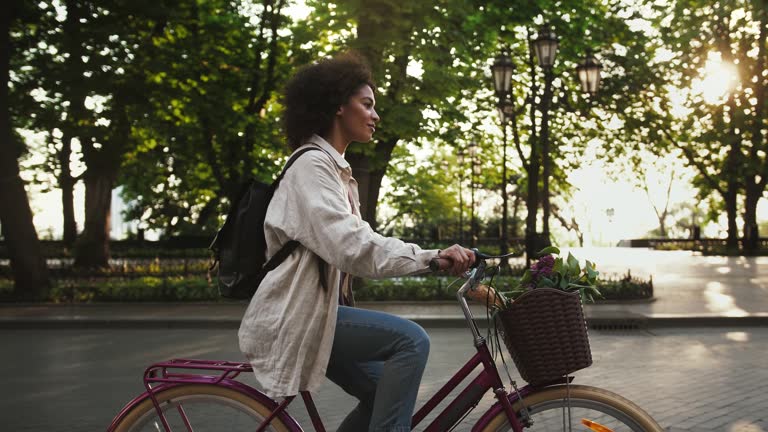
top-left (492, 52), bottom-right (516, 260)
top-left (532, 23), bottom-right (559, 69)
top-left (577, 49), bottom-right (603, 95)
top-left (491, 52), bottom-right (514, 95)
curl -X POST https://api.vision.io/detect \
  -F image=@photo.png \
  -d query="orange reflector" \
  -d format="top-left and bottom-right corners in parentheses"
top-left (581, 418), bottom-right (614, 432)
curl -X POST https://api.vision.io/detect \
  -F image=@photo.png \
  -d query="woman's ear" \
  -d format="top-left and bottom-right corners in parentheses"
top-left (336, 105), bottom-right (344, 116)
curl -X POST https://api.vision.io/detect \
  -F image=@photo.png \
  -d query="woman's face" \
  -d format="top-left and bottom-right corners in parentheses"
top-left (336, 85), bottom-right (380, 143)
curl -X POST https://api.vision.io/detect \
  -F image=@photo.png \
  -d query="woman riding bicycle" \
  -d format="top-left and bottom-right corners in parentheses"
top-left (238, 52), bottom-right (475, 432)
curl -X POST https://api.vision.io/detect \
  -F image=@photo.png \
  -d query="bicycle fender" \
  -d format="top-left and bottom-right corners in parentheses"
top-left (106, 380), bottom-right (303, 432)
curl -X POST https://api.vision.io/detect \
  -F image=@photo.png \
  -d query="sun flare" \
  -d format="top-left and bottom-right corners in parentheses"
top-left (693, 52), bottom-right (739, 104)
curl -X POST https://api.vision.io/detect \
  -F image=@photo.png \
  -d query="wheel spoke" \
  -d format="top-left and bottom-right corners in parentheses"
top-left (112, 385), bottom-right (293, 432)
top-left (477, 385), bottom-right (662, 432)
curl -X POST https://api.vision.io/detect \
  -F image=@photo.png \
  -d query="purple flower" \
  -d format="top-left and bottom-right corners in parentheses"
top-left (530, 254), bottom-right (555, 278)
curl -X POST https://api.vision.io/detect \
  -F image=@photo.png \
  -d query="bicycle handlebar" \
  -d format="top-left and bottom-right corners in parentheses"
top-left (428, 257), bottom-right (453, 272)
top-left (430, 248), bottom-right (516, 344)
top-left (428, 249), bottom-right (499, 273)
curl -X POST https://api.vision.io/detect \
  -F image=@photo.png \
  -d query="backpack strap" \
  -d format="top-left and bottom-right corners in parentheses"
top-left (262, 240), bottom-right (300, 271)
top-left (261, 146), bottom-right (328, 291)
top-left (269, 146), bottom-right (322, 192)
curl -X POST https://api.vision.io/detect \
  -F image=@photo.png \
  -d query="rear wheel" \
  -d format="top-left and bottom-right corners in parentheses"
top-left (111, 384), bottom-right (293, 432)
top-left (477, 385), bottom-right (662, 432)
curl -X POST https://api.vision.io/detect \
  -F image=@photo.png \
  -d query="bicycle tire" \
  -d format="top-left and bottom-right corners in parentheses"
top-left (476, 384), bottom-right (662, 432)
top-left (111, 384), bottom-right (293, 432)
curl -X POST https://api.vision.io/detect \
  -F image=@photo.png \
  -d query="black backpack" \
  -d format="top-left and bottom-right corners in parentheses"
top-left (208, 147), bottom-right (321, 299)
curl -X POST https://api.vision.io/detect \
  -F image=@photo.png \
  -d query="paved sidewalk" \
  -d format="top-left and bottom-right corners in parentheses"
top-left (5, 326), bottom-right (767, 431)
top-left (1, 247), bottom-right (767, 328)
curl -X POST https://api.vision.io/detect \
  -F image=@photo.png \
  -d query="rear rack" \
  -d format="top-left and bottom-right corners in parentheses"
top-left (144, 358), bottom-right (253, 389)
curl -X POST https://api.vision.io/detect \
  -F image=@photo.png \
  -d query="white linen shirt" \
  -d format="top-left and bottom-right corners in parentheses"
top-left (238, 135), bottom-right (438, 398)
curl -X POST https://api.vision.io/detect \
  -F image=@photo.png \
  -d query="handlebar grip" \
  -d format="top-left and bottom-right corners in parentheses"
top-left (429, 257), bottom-right (453, 272)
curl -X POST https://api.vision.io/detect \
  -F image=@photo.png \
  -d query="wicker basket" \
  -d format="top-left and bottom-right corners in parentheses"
top-left (495, 288), bottom-right (592, 386)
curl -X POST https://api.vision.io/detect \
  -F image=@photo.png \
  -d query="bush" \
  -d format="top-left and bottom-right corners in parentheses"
top-left (596, 271), bottom-right (653, 301)
top-left (0, 276), bottom-right (222, 302)
top-left (0, 269), bottom-right (654, 303)
top-left (354, 271), bottom-right (652, 302)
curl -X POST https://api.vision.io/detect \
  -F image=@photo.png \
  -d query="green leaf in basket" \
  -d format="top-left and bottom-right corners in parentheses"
top-left (587, 286), bottom-right (602, 299)
top-left (567, 252), bottom-right (580, 274)
top-left (539, 276), bottom-right (555, 288)
top-left (537, 246), bottom-right (560, 256)
top-left (520, 269), bottom-right (533, 285)
top-left (553, 257), bottom-right (564, 274)
top-left (585, 260), bottom-right (598, 280)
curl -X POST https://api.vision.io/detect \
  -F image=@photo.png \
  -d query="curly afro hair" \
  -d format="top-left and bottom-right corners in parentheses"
top-left (283, 52), bottom-right (375, 150)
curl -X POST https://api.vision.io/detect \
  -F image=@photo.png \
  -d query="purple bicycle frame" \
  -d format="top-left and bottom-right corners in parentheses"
top-left (107, 342), bottom-right (529, 432)
top-left (108, 264), bottom-right (537, 432)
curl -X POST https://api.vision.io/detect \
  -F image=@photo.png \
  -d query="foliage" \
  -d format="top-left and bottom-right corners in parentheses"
top-left (597, 270), bottom-right (653, 300)
top-left (468, 246), bottom-right (601, 308)
top-left (508, 246), bottom-right (600, 303)
top-left (378, 144), bottom-right (460, 238)
top-left (611, 0), bottom-right (768, 252)
top-left (53, 276), bottom-right (218, 302)
top-left (296, 0), bottom-right (516, 227)
top-left (0, 270), bottom-right (652, 302)
top-left (118, 0), bottom-right (304, 237)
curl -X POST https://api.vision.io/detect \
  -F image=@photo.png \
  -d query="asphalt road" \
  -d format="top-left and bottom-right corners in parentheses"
top-left (1, 326), bottom-right (766, 431)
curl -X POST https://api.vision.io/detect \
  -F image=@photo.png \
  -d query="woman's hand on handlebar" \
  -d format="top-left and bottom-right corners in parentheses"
top-left (435, 244), bottom-right (475, 276)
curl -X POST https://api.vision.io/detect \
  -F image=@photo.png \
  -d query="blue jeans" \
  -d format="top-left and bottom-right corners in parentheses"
top-left (326, 306), bottom-right (430, 432)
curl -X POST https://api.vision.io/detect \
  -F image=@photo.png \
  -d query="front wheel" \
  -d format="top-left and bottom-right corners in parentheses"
top-left (110, 384), bottom-right (294, 432)
top-left (477, 385), bottom-right (662, 432)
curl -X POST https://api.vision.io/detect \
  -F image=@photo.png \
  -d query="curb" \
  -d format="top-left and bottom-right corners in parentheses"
top-left (0, 318), bottom-right (243, 329)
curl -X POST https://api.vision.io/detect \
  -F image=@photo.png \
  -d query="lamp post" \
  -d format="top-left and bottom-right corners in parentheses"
top-left (491, 52), bottom-right (515, 261)
top-left (532, 23), bottom-right (559, 246)
top-left (457, 148), bottom-right (466, 244)
top-left (469, 141), bottom-right (479, 247)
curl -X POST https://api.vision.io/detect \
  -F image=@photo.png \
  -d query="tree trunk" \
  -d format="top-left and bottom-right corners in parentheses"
top-left (723, 188), bottom-right (739, 250)
top-left (0, 1), bottom-right (50, 299)
top-left (717, 18), bottom-right (744, 251)
top-left (59, 133), bottom-right (77, 246)
top-left (74, 172), bottom-right (113, 268)
top-left (73, 89), bottom-right (131, 268)
top-left (195, 196), bottom-right (220, 229)
top-left (510, 193), bottom-right (521, 239)
top-left (743, 183), bottom-right (761, 255)
top-left (724, 112), bottom-right (741, 251)
top-left (347, 137), bottom-right (398, 230)
top-left (59, 0), bottom-right (90, 246)
top-left (0, 181), bottom-right (51, 300)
